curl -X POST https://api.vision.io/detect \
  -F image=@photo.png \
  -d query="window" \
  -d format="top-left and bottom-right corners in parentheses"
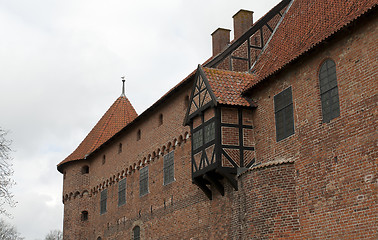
top-left (139, 166), bottom-right (148, 196)
top-left (133, 226), bottom-right (140, 240)
top-left (81, 211), bottom-right (88, 221)
top-left (102, 155), bottom-right (106, 165)
top-left (319, 59), bottom-right (340, 123)
top-left (118, 143), bottom-right (122, 154)
top-left (137, 129), bottom-right (141, 141)
top-left (118, 178), bottom-right (126, 206)
top-left (100, 189), bottom-right (107, 214)
top-left (274, 87), bottom-right (294, 141)
top-left (81, 165), bottom-right (89, 174)
top-left (192, 129), bottom-right (203, 150)
top-left (204, 121), bottom-right (215, 144)
top-left (164, 151), bottom-right (174, 185)
top-left (159, 114), bottom-right (163, 126)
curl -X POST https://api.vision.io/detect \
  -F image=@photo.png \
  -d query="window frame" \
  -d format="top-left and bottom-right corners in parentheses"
top-left (100, 189), bottom-right (107, 215)
top-left (133, 226), bottom-right (141, 240)
top-left (163, 151), bottom-right (175, 185)
top-left (274, 87), bottom-right (295, 141)
top-left (319, 59), bottom-right (340, 123)
top-left (118, 178), bottom-right (127, 206)
top-left (139, 166), bottom-right (149, 197)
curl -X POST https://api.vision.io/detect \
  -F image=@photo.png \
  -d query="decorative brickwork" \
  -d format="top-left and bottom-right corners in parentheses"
top-left (59, 1), bottom-right (377, 239)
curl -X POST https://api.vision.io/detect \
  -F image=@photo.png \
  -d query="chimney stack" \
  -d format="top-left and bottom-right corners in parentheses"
top-left (233, 10), bottom-right (253, 39)
top-left (211, 28), bottom-right (231, 56)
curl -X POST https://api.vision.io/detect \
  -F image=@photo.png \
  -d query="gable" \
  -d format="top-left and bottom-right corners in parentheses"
top-left (184, 65), bottom-right (218, 125)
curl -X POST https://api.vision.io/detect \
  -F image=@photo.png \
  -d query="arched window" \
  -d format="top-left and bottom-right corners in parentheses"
top-left (102, 155), bottom-right (106, 165)
top-left (81, 165), bottom-right (89, 174)
top-left (97, 237), bottom-right (102, 240)
top-left (133, 226), bottom-right (140, 240)
top-left (81, 211), bottom-right (88, 221)
top-left (319, 59), bottom-right (340, 122)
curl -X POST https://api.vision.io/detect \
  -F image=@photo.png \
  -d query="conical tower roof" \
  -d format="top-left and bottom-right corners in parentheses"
top-left (58, 95), bottom-right (138, 171)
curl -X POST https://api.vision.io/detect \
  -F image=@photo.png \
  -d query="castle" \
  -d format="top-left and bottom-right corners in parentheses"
top-left (57, 0), bottom-right (377, 239)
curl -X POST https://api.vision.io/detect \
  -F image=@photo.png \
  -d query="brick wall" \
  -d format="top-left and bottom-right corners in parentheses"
top-left (245, 13), bottom-right (377, 239)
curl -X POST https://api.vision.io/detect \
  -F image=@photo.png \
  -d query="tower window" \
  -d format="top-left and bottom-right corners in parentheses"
top-left (139, 166), bottom-right (149, 196)
top-left (133, 226), bottom-right (140, 240)
top-left (137, 129), bottom-right (141, 141)
top-left (118, 143), bottom-right (123, 154)
top-left (274, 87), bottom-right (294, 141)
top-left (319, 59), bottom-right (340, 123)
top-left (118, 178), bottom-right (126, 206)
top-left (81, 211), bottom-right (88, 221)
top-left (100, 189), bottom-right (107, 215)
top-left (164, 151), bottom-right (175, 185)
top-left (81, 165), bottom-right (89, 174)
top-left (159, 114), bottom-right (163, 126)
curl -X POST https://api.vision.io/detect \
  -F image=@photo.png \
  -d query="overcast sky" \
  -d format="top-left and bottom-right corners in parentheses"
top-left (0, 0), bottom-right (280, 238)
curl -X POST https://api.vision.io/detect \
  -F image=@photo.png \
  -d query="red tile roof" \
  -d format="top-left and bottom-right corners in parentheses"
top-left (58, 96), bottom-right (137, 170)
top-left (245, 0), bottom-right (377, 90)
top-left (202, 67), bottom-right (256, 107)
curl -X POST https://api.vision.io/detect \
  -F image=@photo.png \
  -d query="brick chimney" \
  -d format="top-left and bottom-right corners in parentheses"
top-left (211, 28), bottom-right (231, 56)
top-left (233, 10), bottom-right (253, 39)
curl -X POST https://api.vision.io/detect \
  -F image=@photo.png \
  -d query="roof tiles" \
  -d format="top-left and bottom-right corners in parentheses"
top-left (202, 67), bottom-right (256, 107)
top-left (245, 0), bottom-right (377, 90)
top-left (58, 96), bottom-right (137, 169)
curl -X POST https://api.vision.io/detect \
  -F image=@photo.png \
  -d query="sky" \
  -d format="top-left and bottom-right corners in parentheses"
top-left (0, 0), bottom-right (280, 239)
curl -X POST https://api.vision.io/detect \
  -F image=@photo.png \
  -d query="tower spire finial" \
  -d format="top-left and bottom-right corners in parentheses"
top-left (121, 76), bottom-right (126, 97)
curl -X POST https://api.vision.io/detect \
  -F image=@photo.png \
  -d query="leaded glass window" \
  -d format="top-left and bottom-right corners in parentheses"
top-left (192, 129), bottom-right (203, 150)
top-left (274, 87), bottom-right (294, 141)
top-left (164, 151), bottom-right (174, 185)
top-left (100, 189), bottom-right (107, 214)
top-left (139, 166), bottom-right (148, 196)
top-left (118, 178), bottom-right (126, 206)
top-left (204, 121), bottom-right (215, 144)
top-left (133, 226), bottom-right (140, 240)
top-left (319, 59), bottom-right (340, 123)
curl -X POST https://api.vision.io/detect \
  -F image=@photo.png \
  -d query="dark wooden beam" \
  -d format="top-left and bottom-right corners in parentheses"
top-left (231, 56), bottom-right (249, 61)
top-left (217, 168), bottom-right (238, 191)
top-left (204, 172), bottom-right (224, 196)
top-left (194, 178), bottom-right (212, 200)
top-left (204, 0), bottom-right (291, 68)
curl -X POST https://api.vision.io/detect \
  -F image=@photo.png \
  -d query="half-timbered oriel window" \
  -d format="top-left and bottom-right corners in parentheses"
top-left (319, 59), bottom-right (340, 123)
top-left (118, 178), bottom-right (126, 206)
top-left (139, 166), bottom-right (148, 196)
top-left (164, 151), bottom-right (174, 185)
top-left (274, 87), bottom-right (294, 141)
top-left (100, 189), bottom-right (107, 215)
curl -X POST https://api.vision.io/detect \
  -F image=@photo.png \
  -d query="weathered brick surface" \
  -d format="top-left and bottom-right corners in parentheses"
top-left (60, 6), bottom-right (377, 240)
